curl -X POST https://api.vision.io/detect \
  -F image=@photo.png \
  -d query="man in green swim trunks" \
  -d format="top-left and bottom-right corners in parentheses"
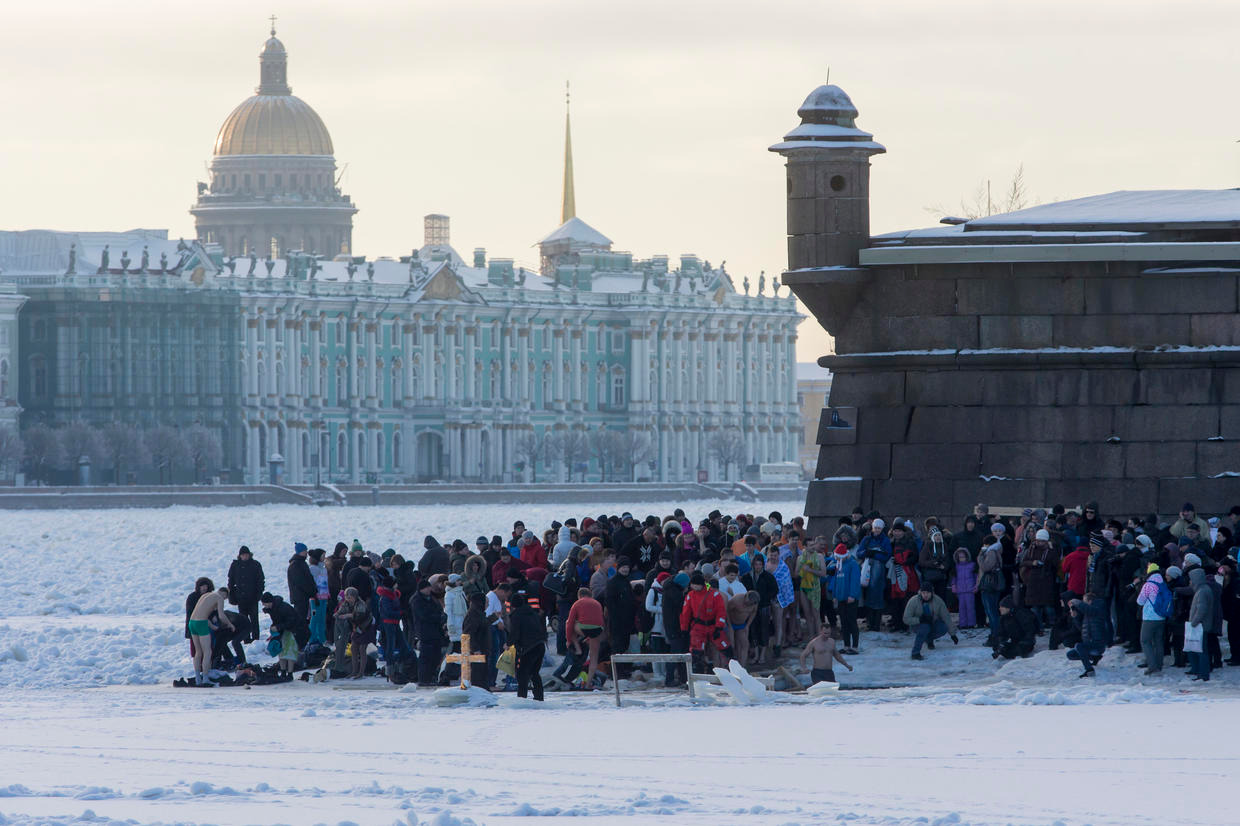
top-left (189, 587), bottom-right (234, 686)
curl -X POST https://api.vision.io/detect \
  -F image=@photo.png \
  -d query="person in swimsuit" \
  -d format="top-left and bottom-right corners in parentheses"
top-left (726, 592), bottom-right (760, 667)
top-left (799, 624), bottom-right (852, 685)
top-left (188, 586), bottom-right (234, 686)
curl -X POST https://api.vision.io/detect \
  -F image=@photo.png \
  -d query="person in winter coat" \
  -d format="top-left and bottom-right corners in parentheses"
top-left (412, 578), bottom-right (447, 685)
top-left (604, 558), bottom-right (637, 670)
top-left (307, 548), bottom-right (330, 645)
top-left (331, 587), bottom-right (361, 676)
top-left (888, 525), bottom-right (921, 629)
top-left (680, 571), bottom-right (729, 673)
top-left (644, 572), bottom-right (670, 681)
top-left (1187, 567), bottom-right (1217, 681)
top-left (977, 539), bottom-right (1006, 644)
top-left (660, 572), bottom-right (689, 686)
top-left (1085, 536), bottom-right (1116, 642)
top-left (507, 592), bottom-right (546, 701)
top-left (551, 525), bottom-right (577, 568)
top-left (346, 556), bottom-right (375, 603)
top-left (918, 528), bottom-right (951, 600)
top-left (1066, 594), bottom-right (1108, 677)
top-left (346, 590), bottom-right (376, 679)
top-left (1220, 561), bottom-right (1240, 665)
top-left (1061, 544), bottom-right (1090, 601)
top-left (902, 585), bottom-right (958, 660)
top-left (261, 592), bottom-right (303, 675)
top-left (1135, 564), bottom-right (1170, 675)
top-left (857, 519), bottom-right (893, 631)
top-left (522, 533), bottom-right (549, 571)
top-left (375, 575), bottom-right (412, 677)
top-left (325, 544), bottom-right (348, 644)
top-left (1018, 530), bottom-right (1060, 626)
top-left (227, 546), bottom-right (265, 643)
top-left (950, 548), bottom-right (978, 628)
top-left (953, 515), bottom-right (984, 561)
top-left (287, 542), bottom-right (316, 626)
top-left (1170, 503), bottom-right (1211, 540)
top-left (992, 595), bottom-right (1036, 659)
top-left (391, 555), bottom-right (419, 646)
top-left (622, 527), bottom-right (663, 574)
top-left (442, 573), bottom-right (468, 683)
top-left (460, 593), bottom-right (493, 688)
top-left (827, 543), bottom-right (862, 653)
top-left (418, 536), bottom-right (451, 578)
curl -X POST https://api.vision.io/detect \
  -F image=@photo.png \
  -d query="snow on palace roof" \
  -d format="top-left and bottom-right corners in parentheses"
top-left (537, 216), bottom-right (613, 248)
top-left (965, 189), bottom-right (1240, 231)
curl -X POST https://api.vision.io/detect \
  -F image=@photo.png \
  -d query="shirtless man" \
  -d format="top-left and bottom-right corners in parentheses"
top-left (188, 587), bottom-right (234, 686)
top-left (726, 592), bottom-right (760, 667)
top-left (799, 624), bottom-right (852, 685)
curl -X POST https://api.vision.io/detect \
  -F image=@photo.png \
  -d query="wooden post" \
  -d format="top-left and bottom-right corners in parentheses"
top-left (442, 633), bottom-right (488, 689)
top-left (612, 659), bottom-right (621, 707)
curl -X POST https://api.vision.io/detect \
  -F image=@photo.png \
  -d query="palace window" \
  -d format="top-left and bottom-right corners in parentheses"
top-left (392, 431), bottom-right (402, 470)
top-left (0, 359), bottom-right (8, 399)
top-left (336, 431), bottom-right (347, 471)
top-left (611, 371), bottom-right (626, 407)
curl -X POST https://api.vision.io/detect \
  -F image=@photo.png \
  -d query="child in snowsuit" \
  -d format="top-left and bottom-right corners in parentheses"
top-left (951, 548), bottom-right (978, 628)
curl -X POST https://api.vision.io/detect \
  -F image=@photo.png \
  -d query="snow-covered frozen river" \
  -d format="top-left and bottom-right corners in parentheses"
top-left (0, 500), bottom-right (1236, 826)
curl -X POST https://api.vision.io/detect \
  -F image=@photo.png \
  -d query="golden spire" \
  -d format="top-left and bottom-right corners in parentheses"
top-left (561, 80), bottom-right (576, 223)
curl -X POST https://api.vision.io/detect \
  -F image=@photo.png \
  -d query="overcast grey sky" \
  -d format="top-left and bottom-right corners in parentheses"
top-left (2, 0), bottom-right (1237, 361)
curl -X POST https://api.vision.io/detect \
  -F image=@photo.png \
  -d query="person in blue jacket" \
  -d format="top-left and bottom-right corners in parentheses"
top-left (857, 518), bottom-right (893, 632)
top-left (827, 541), bottom-right (862, 654)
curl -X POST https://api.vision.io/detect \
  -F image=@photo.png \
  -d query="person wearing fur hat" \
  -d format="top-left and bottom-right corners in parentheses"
top-left (1019, 529), bottom-right (1060, 627)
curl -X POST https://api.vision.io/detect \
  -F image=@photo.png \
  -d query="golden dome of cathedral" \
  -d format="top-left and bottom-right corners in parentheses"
top-left (211, 31), bottom-right (334, 157)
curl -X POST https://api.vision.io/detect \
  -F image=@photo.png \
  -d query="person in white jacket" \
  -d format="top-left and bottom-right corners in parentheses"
top-left (644, 573), bottom-right (669, 680)
top-left (443, 573), bottom-right (468, 683)
top-left (551, 525), bottom-right (577, 568)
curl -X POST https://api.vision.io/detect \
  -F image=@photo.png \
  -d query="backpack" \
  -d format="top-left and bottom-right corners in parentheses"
top-left (1152, 580), bottom-right (1174, 619)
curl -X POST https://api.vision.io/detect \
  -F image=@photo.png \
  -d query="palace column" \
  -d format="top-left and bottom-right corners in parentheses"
top-left (517, 329), bottom-right (529, 405)
top-left (365, 319), bottom-right (378, 406)
top-left (464, 322), bottom-right (477, 402)
top-left (551, 328), bottom-right (564, 404)
top-left (569, 328), bottom-right (582, 406)
top-left (309, 318), bottom-right (322, 405)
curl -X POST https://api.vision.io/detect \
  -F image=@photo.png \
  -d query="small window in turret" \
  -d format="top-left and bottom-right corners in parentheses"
top-left (830, 175), bottom-right (846, 192)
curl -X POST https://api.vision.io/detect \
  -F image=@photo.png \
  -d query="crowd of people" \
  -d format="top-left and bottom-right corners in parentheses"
top-left (182, 501), bottom-right (1240, 694)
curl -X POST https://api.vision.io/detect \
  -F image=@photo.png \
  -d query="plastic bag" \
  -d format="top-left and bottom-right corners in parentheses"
top-left (496, 644), bottom-right (517, 677)
top-left (1184, 621), bottom-right (1205, 654)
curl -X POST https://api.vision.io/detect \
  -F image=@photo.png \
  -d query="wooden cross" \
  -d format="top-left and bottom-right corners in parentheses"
top-left (443, 633), bottom-right (488, 689)
top-left (269, 14), bottom-right (278, 36)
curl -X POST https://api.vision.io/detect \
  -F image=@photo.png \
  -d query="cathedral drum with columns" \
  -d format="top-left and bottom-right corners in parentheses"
top-left (0, 26), bottom-right (801, 486)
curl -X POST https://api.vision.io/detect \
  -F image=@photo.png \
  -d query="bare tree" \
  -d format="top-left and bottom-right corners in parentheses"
top-left (925, 163), bottom-right (1031, 220)
top-left (185, 424), bottom-right (224, 484)
top-left (707, 429), bottom-right (747, 481)
top-left (57, 421), bottom-right (106, 481)
top-left (146, 425), bottom-right (189, 485)
top-left (588, 430), bottom-right (612, 482)
top-left (547, 429), bottom-right (588, 482)
top-left (101, 422), bottom-right (150, 485)
top-left (606, 429), bottom-right (654, 482)
top-left (22, 424), bottom-right (63, 485)
top-left (0, 426), bottom-right (23, 481)
top-left (514, 430), bottom-right (548, 483)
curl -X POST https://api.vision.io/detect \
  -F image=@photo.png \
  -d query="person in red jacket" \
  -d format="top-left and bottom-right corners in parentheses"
top-left (1062, 545), bottom-right (1090, 603)
top-left (558, 589), bottom-right (605, 688)
top-left (680, 571), bottom-right (730, 673)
